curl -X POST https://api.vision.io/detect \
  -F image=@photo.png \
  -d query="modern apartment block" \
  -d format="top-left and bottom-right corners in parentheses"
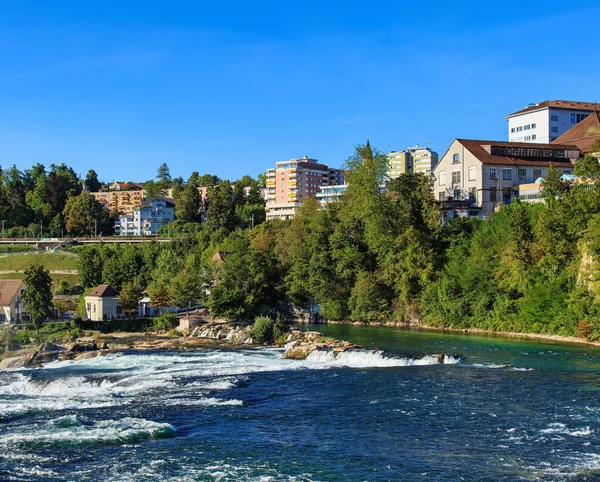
top-left (387, 146), bottom-right (438, 177)
top-left (432, 139), bottom-right (580, 219)
top-left (114, 198), bottom-right (175, 236)
top-left (265, 156), bottom-right (344, 220)
top-left (507, 100), bottom-right (600, 144)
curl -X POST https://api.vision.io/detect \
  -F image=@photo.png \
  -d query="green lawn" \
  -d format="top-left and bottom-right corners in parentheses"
top-left (0, 252), bottom-right (79, 272)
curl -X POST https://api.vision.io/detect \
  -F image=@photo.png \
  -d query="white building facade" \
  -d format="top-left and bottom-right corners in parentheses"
top-left (115, 198), bottom-right (175, 236)
top-left (507, 100), bottom-right (600, 144)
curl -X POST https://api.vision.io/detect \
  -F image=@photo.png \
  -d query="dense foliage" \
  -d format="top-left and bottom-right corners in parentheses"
top-left (66, 141), bottom-right (600, 339)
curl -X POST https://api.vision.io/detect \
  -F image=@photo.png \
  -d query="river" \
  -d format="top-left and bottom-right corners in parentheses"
top-left (1, 325), bottom-right (600, 481)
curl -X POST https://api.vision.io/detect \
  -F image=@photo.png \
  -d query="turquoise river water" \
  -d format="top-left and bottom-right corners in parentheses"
top-left (2, 324), bottom-right (600, 481)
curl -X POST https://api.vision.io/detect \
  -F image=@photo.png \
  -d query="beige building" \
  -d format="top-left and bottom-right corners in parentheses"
top-left (92, 190), bottom-right (145, 215)
top-left (0, 280), bottom-right (27, 324)
top-left (85, 285), bottom-right (119, 321)
top-left (265, 156), bottom-right (344, 221)
top-left (387, 145), bottom-right (438, 177)
top-left (432, 139), bottom-right (579, 218)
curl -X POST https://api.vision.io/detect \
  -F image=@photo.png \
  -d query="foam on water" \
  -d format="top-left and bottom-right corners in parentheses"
top-left (304, 349), bottom-right (459, 368)
top-left (541, 423), bottom-right (593, 437)
top-left (0, 415), bottom-right (176, 446)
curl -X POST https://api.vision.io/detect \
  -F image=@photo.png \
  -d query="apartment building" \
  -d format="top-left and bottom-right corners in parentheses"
top-left (507, 100), bottom-right (600, 144)
top-left (92, 189), bottom-right (145, 214)
top-left (432, 139), bottom-right (580, 218)
top-left (386, 146), bottom-right (438, 177)
top-left (265, 156), bottom-right (344, 220)
top-left (553, 112), bottom-right (600, 154)
top-left (114, 198), bottom-right (175, 236)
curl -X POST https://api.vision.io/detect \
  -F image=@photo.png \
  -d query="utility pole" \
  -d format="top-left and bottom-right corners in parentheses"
top-left (40, 219), bottom-right (43, 238)
top-left (251, 213), bottom-right (254, 230)
top-left (1, 220), bottom-right (4, 239)
top-left (95, 218), bottom-right (97, 239)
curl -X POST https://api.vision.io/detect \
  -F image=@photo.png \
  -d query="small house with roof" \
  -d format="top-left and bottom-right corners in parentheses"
top-left (85, 285), bottom-right (119, 321)
top-left (0, 280), bottom-right (27, 324)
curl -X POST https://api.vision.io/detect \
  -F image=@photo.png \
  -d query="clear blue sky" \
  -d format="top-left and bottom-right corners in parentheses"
top-left (1, 1), bottom-right (599, 183)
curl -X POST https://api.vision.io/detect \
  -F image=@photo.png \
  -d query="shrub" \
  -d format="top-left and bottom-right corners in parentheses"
top-left (167, 329), bottom-right (181, 337)
top-left (251, 316), bottom-right (275, 344)
top-left (152, 313), bottom-right (179, 332)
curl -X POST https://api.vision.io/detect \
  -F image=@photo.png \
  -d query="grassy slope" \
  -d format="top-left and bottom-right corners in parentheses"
top-left (0, 252), bottom-right (79, 271)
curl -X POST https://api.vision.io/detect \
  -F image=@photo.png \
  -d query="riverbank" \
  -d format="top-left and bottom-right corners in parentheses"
top-left (313, 319), bottom-right (600, 348)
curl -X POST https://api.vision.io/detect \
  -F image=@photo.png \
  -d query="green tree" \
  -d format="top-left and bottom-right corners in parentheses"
top-left (118, 283), bottom-right (143, 318)
top-left (22, 264), bottom-right (53, 331)
top-left (175, 183), bottom-right (201, 222)
top-left (85, 169), bottom-right (101, 192)
top-left (168, 269), bottom-right (201, 317)
top-left (541, 164), bottom-right (569, 204)
top-left (148, 283), bottom-right (170, 314)
top-left (63, 192), bottom-right (104, 235)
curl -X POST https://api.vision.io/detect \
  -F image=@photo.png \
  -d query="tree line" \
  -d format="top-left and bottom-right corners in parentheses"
top-left (0, 161), bottom-right (264, 237)
top-left (73, 141), bottom-right (600, 339)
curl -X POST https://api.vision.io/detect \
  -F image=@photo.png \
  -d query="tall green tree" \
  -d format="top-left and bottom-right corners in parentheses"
top-left (118, 283), bottom-right (143, 318)
top-left (62, 192), bottom-right (105, 235)
top-left (85, 169), bottom-right (101, 192)
top-left (22, 264), bottom-right (53, 331)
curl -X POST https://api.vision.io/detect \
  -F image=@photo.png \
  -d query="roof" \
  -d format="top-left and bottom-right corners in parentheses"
top-left (0, 280), bottom-right (23, 307)
top-left (453, 139), bottom-right (579, 168)
top-left (552, 112), bottom-right (600, 153)
top-left (140, 198), bottom-right (175, 208)
top-left (87, 285), bottom-right (118, 298)
top-left (211, 251), bottom-right (227, 263)
top-left (507, 100), bottom-right (600, 118)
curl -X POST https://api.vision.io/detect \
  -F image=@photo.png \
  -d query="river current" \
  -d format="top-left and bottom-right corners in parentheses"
top-left (2, 325), bottom-right (600, 481)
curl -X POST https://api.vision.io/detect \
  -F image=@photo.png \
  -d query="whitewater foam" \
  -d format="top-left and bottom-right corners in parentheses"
top-left (304, 349), bottom-right (459, 368)
top-left (0, 416), bottom-right (176, 446)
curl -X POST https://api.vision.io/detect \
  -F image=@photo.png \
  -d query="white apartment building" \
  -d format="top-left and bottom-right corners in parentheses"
top-left (507, 100), bottom-right (600, 144)
top-left (316, 184), bottom-right (348, 207)
top-left (386, 146), bottom-right (438, 177)
top-left (115, 198), bottom-right (175, 236)
top-left (432, 139), bottom-right (579, 218)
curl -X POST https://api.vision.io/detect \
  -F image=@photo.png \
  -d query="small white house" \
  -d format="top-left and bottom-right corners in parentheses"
top-left (0, 280), bottom-right (27, 324)
top-left (85, 285), bottom-right (119, 321)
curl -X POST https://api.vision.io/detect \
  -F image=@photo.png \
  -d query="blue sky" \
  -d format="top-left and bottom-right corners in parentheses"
top-left (1, 1), bottom-right (599, 183)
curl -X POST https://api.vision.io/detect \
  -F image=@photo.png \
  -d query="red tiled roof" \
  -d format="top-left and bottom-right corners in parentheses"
top-left (456, 139), bottom-right (579, 168)
top-left (552, 112), bottom-right (600, 153)
top-left (507, 100), bottom-right (600, 118)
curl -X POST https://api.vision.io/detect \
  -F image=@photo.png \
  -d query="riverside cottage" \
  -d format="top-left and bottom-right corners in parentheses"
top-left (85, 285), bottom-right (119, 321)
top-left (0, 279), bottom-right (27, 324)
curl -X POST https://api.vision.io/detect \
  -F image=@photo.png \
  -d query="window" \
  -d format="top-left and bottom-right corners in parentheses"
top-left (502, 168), bottom-right (512, 180)
top-left (468, 166), bottom-right (476, 181)
top-left (551, 115), bottom-right (558, 121)
top-left (551, 127), bottom-right (559, 133)
top-left (438, 172), bottom-right (446, 186)
top-left (564, 170), bottom-right (572, 175)
top-left (532, 134), bottom-right (536, 140)
top-left (489, 168), bottom-right (497, 180)
top-left (511, 127), bottom-right (515, 133)
top-left (452, 153), bottom-right (460, 163)
top-left (524, 125), bottom-right (530, 130)
top-left (468, 187), bottom-right (477, 203)
top-left (533, 168), bottom-right (542, 180)
top-left (518, 168), bottom-right (527, 181)
top-left (439, 192), bottom-right (446, 202)
top-left (577, 113), bottom-right (587, 123)
top-left (571, 113), bottom-right (576, 123)
top-left (0, 314), bottom-right (5, 322)
top-left (489, 188), bottom-right (497, 203)
top-left (532, 123), bottom-right (536, 129)
top-left (524, 135), bottom-right (531, 141)
top-left (452, 170), bottom-right (461, 185)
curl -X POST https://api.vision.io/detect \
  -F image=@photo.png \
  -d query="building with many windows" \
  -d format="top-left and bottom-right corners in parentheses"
top-left (386, 145), bottom-right (438, 177)
top-left (432, 139), bottom-right (580, 218)
top-left (265, 156), bottom-right (344, 220)
top-left (507, 100), bottom-right (600, 144)
top-left (114, 198), bottom-right (175, 236)
top-left (552, 112), bottom-right (600, 154)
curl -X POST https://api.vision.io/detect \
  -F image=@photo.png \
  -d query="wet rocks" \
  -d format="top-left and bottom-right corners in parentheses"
top-left (189, 323), bottom-right (253, 345)
top-left (283, 330), bottom-right (362, 360)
